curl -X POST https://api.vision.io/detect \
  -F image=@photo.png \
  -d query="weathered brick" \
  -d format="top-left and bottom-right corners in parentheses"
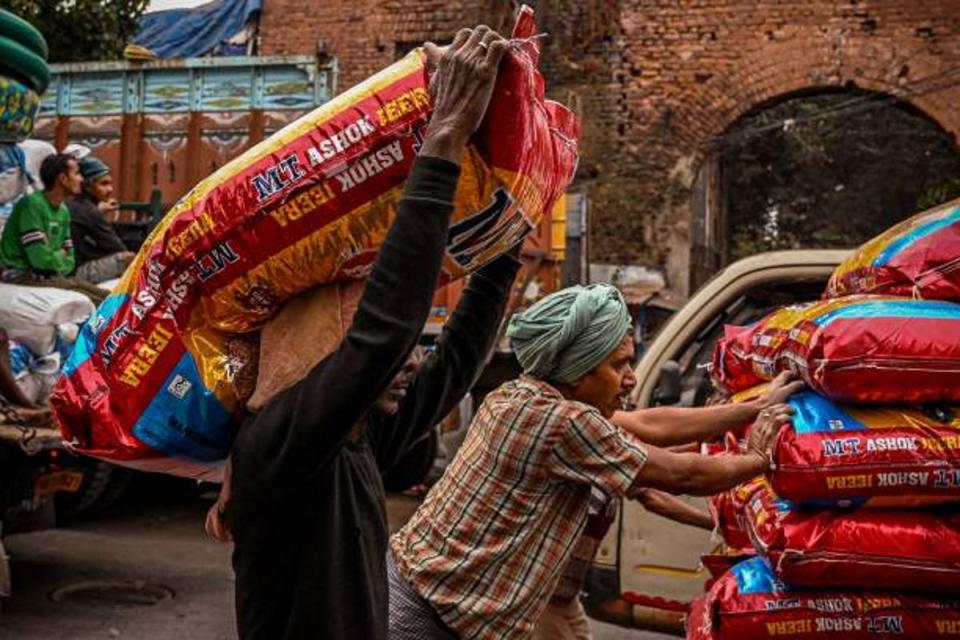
top-left (259, 0), bottom-right (960, 296)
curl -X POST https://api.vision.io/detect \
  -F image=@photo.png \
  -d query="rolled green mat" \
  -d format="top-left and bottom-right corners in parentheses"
top-left (0, 9), bottom-right (48, 60)
top-left (0, 35), bottom-right (50, 94)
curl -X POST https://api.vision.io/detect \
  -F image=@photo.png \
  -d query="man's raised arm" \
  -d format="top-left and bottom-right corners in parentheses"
top-left (233, 28), bottom-right (510, 493)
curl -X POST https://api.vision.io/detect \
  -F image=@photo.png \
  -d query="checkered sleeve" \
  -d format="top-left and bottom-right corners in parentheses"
top-left (549, 408), bottom-right (648, 497)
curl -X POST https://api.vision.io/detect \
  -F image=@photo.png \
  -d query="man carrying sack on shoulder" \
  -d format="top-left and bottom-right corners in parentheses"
top-left (220, 26), bottom-right (516, 640)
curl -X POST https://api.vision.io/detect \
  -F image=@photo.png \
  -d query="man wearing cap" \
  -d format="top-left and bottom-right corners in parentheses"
top-left (67, 155), bottom-right (133, 284)
top-left (388, 284), bottom-right (794, 640)
top-left (0, 153), bottom-right (107, 305)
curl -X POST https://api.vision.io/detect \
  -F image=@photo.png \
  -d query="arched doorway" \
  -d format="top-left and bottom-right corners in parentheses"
top-left (690, 89), bottom-right (960, 289)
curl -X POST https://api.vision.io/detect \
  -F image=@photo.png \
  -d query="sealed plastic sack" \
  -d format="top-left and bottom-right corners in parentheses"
top-left (686, 556), bottom-right (960, 640)
top-left (8, 339), bottom-right (59, 404)
top-left (705, 436), bottom-right (759, 552)
top-left (771, 391), bottom-right (960, 508)
top-left (712, 295), bottom-right (960, 403)
top-left (710, 475), bottom-right (765, 552)
top-left (741, 477), bottom-right (960, 593)
top-left (826, 197), bottom-right (960, 301)
top-left (0, 283), bottom-right (95, 355)
top-left (52, 7), bottom-right (580, 479)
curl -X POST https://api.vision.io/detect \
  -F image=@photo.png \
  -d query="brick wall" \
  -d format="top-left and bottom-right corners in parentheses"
top-left (260, 0), bottom-right (960, 296)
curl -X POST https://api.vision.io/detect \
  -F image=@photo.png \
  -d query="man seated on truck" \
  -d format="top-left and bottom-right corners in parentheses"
top-left (532, 371), bottom-right (803, 640)
top-left (0, 153), bottom-right (107, 305)
top-left (388, 284), bottom-right (794, 640)
top-left (67, 155), bottom-right (134, 284)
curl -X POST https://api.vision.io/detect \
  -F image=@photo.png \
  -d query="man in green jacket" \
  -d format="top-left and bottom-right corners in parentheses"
top-left (0, 153), bottom-right (107, 305)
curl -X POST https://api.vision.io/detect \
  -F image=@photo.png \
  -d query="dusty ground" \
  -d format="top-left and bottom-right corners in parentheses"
top-left (1, 481), bottom-right (669, 639)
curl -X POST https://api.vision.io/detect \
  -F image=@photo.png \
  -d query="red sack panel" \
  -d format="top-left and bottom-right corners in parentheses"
top-left (687, 557), bottom-right (960, 640)
top-left (710, 485), bottom-right (754, 552)
top-left (712, 296), bottom-right (960, 404)
top-left (826, 198), bottom-right (960, 301)
top-left (742, 480), bottom-right (960, 594)
top-left (772, 392), bottom-right (960, 508)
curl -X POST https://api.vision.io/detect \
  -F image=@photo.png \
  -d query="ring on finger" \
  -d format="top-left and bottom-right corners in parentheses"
top-left (478, 41), bottom-right (489, 49)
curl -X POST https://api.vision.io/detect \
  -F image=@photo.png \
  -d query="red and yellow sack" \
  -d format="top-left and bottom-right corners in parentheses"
top-left (712, 296), bottom-right (960, 403)
top-left (710, 473), bottom-right (770, 553)
top-left (826, 197), bottom-right (960, 301)
top-left (687, 557), bottom-right (960, 640)
top-left (706, 436), bottom-right (760, 552)
top-left (51, 7), bottom-right (580, 479)
top-left (772, 391), bottom-right (960, 508)
top-left (710, 484), bottom-right (754, 552)
top-left (742, 479), bottom-right (960, 594)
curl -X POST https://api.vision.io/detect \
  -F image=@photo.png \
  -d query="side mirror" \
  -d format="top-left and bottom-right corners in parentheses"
top-left (653, 360), bottom-right (682, 406)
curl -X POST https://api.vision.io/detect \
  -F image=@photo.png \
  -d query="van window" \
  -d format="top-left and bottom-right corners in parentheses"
top-left (658, 279), bottom-right (827, 407)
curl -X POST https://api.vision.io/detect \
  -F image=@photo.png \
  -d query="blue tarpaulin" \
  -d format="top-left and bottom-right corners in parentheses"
top-left (133, 0), bottom-right (261, 59)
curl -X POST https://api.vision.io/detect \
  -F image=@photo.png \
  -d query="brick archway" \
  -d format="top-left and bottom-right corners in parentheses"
top-left (593, 3), bottom-right (960, 296)
top-left (687, 85), bottom-right (960, 289)
top-left (682, 35), bottom-right (960, 290)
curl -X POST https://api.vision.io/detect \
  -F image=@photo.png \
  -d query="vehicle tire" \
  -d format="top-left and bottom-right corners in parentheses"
top-left (0, 9), bottom-right (48, 59)
top-left (382, 429), bottom-right (439, 493)
top-left (56, 460), bottom-right (133, 521)
top-left (0, 35), bottom-right (50, 94)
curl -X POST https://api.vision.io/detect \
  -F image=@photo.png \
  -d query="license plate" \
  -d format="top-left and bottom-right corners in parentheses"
top-left (35, 471), bottom-right (84, 496)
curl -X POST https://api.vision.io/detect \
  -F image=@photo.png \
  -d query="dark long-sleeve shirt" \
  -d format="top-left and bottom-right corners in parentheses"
top-left (228, 156), bottom-right (519, 640)
top-left (67, 193), bottom-right (127, 267)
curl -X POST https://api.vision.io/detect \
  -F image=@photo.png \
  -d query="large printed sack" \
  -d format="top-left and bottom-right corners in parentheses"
top-left (0, 283), bottom-right (94, 355)
top-left (712, 296), bottom-right (960, 403)
top-left (826, 198), bottom-right (960, 301)
top-left (704, 435), bottom-right (759, 552)
top-left (772, 391), bottom-right (960, 508)
top-left (710, 474), bottom-right (766, 552)
top-left (52, 7), bottom-right (580, 479)
top-left (686, 556), bottom-right (960, 640)
top-left (742, 478), bottom-right (960, 593)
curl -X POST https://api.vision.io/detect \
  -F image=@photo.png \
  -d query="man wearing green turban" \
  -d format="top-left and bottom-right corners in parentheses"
top-left (388, 284), bottom-right (793, 640)
top-left (507, 284), bottom-right (636, 417)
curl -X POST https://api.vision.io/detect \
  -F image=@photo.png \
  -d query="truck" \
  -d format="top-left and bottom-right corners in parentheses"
top-left (582, 249), bottom-right (850, 635)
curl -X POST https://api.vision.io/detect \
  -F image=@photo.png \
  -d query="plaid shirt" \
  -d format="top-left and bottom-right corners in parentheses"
top-left (551, 489), bottom-right (618, 601)
top-left (390, 376), bottom-right (648, 640)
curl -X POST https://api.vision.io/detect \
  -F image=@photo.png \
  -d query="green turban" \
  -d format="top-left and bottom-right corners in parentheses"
top-left (507, 284), bottom-right (631, 384)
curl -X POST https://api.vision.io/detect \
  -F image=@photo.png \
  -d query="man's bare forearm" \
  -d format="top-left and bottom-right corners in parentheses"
top-left (628, 447), bottom-right (768, 498)
top-left (612, 402), bottom-right (759, 447)
top-left (637, 488), bottom-right (714, 529)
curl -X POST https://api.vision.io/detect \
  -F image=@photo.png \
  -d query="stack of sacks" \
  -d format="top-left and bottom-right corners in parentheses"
top-left (695, 198), bottom-right (960, 638)
top-left (51, 6), bottom-right (581, 480)
top-left (713, 197), bottom-right (960, 403)
top-left (687, 556), bottom-right (960, 640)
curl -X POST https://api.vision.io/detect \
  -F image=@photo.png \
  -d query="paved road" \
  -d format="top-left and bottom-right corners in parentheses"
top-left (1, 481), bottom-right (672, 639)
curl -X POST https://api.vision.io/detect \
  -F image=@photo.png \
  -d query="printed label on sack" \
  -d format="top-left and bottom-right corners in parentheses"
top-left (167, 375), bottom-right (192, 399)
